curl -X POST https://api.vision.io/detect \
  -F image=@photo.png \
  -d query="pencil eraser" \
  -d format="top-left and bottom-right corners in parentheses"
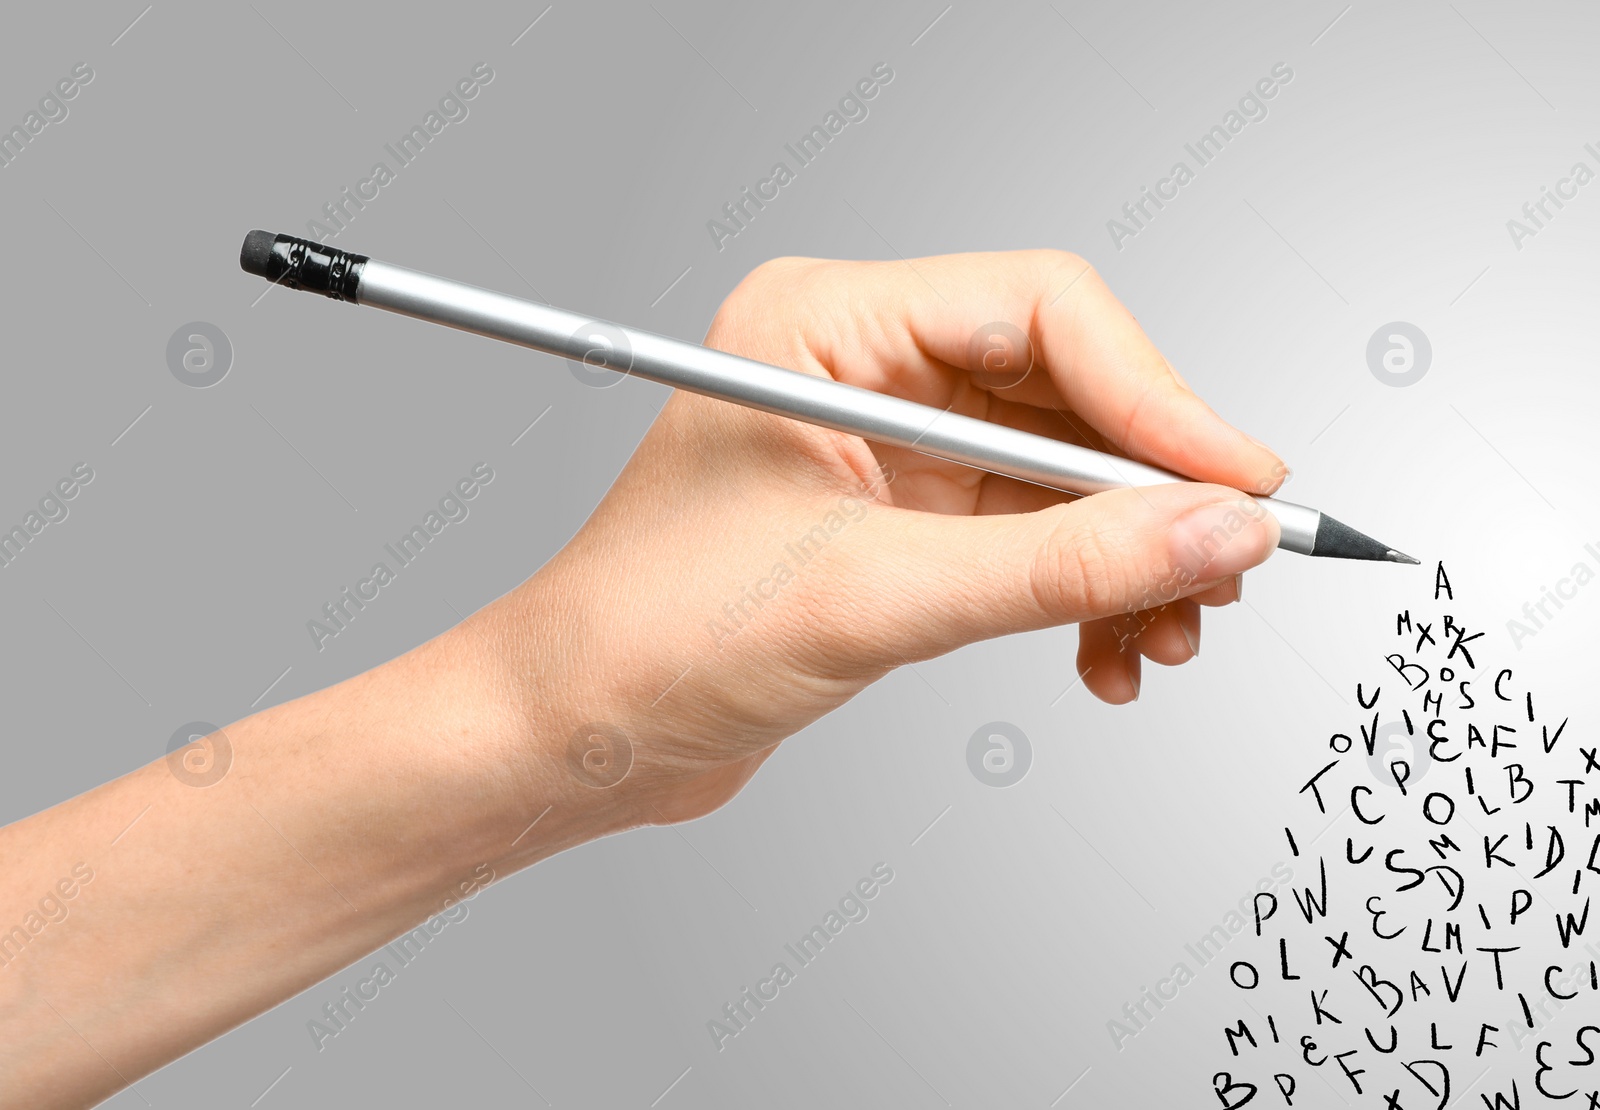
top-left (239, 230), bottom-right (277, 277)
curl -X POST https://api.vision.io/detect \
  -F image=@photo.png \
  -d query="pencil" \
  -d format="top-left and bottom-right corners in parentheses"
top-left (239, 230), bottom-right (1416, 564)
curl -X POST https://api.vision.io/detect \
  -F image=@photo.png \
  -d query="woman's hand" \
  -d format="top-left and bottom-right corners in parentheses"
top-left (0, 249), bottom-right (1286, 1108)
top-left (482, 250), bottom-right (1286, 830)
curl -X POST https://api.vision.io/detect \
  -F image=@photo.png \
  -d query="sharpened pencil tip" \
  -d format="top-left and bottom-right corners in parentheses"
top-left (1312, 512), bottom-right (1417, 564)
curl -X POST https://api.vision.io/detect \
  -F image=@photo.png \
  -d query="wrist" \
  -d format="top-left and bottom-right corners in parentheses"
top-left (470, 547), bottom-right (766, 839)
top-left (436, 574), bottom-right (654, 859)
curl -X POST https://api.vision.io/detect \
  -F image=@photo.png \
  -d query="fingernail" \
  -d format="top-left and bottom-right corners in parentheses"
top-left (1170, 499), bottom-right (1280, 580)
top-left (1180, 607), bottom-right (1200, 656)
top-left (1234, 573), bottom-right (1244, 603)
top-left (1128, 663), bottom-right (1141, 702)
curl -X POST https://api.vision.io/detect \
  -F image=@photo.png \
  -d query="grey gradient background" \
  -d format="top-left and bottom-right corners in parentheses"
top-left (2, 1), bottom-right (1597, 1106)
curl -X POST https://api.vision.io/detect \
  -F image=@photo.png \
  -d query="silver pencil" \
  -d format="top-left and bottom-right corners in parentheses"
top-left (239, 231), bottom-right (1416, 564)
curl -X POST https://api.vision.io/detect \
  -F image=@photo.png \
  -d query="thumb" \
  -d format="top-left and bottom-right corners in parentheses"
top-left (839, 483), bottom-right (1280, 666)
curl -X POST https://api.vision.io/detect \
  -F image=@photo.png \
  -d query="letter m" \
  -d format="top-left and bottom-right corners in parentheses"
top-left (1223, 1019), bottom-right (1257, 1057)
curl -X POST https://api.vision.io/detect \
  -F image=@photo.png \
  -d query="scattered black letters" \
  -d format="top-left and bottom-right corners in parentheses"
top-left (1210, 564), bottom-right (1599, 1109)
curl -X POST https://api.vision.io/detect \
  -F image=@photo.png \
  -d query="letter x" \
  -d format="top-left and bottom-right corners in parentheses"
top-left (1326, 931), bottom-right (1353, 968)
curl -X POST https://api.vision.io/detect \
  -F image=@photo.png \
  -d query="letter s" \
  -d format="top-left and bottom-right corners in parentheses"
top-left (1571, 1025), bottom-right (1600, 1066)
top-left (73, 63), bottom-right (95, 83)
top-left (873, 62), bottom-right (894, 83)
top-left (72, 462), bottom-right (95, 484)
top-left (1385, 848), bottom-right (1424, 890)
top-left (472, 462), bottom-right (494, 483)
top-left (473, 62), bottom-right (495, 83)
top-left (872, 861), bottom-right (894, 884)
top-left (1271, 62), bottom-right (1293, 82)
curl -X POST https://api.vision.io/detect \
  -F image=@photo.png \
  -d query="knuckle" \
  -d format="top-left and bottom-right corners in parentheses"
top-left (1041, 249), bottom-right (1095, 287)
top-left (1030, 507), bottom-right (1133, 620)
top-left (749, 255), bottom-right (804, 282)
top-left (710, 260), bottom-right (796, 347)
top-left (713, 257), bottom-right (824, 330)
top-left (722, 257), bottom-right (800, 308)
top-left (779, 545), bottom-right (897, 668)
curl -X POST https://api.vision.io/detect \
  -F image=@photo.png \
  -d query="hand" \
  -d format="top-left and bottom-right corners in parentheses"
top-left (0, 250), bottom-right (1285, 1107)
top-left (484, 250), bottom-right (1286, 830)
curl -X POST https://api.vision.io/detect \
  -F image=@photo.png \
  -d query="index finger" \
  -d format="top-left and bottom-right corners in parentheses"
top-left (890, 250), bottom-right (1288, 496)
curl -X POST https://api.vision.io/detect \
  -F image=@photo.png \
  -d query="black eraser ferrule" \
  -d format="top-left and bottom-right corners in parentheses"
top-left (238, 231), bottom-right (368, 302)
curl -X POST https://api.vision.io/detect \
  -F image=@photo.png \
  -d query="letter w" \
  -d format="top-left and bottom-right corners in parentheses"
top-left (1292, 858), bottom-right (1330, 924)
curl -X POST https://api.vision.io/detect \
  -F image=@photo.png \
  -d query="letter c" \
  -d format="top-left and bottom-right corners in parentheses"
top-left (1546, 965), bottom-right (1577, 1001)
top-left (1351, 785), bottom-right (1384, 825)
top-left (1495, 669), bottom-right (1513, 700)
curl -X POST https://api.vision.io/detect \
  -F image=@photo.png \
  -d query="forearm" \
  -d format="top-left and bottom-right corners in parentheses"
top-left (0, 247), bottom-right (1287, 1108)
top-left (0, 591), bottom-right (606, 1108)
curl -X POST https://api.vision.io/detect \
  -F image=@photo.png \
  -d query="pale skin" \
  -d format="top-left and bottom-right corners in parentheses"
top-left (0, 250), bottom-right (1285, 1107)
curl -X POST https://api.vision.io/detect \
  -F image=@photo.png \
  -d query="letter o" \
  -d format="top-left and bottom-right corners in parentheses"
top-left (1422, 792), bottom-right (1456, 825)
